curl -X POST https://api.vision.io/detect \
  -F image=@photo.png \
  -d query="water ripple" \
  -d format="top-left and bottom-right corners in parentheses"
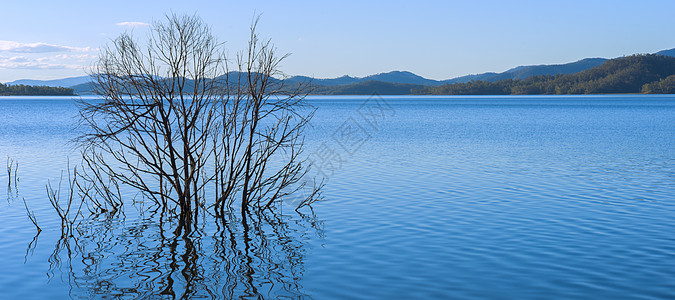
top-left (2, 96), bottom-right (675, 299)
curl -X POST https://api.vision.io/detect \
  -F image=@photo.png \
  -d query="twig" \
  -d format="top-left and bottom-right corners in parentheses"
top-left (23, 198), bottom-right (41, 234)
top-left (7, 157), bottom-right (19, 202)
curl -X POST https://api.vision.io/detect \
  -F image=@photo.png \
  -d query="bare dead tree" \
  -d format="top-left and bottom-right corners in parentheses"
top-left (76, 14), bottom-right (319, 221)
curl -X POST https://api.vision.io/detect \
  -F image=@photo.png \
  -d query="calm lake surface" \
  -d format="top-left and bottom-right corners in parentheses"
top-left (1, 95), bottom-right (674, 299)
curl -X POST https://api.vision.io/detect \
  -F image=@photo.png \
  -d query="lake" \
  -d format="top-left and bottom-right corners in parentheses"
top-left (1, 95), bottom-right (674, 299)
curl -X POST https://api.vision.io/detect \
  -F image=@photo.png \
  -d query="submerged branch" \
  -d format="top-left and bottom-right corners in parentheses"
top-left (23, 197), bottom-right (41, 234)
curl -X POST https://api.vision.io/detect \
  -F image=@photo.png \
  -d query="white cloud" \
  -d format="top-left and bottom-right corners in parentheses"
top-left (0, 41), bottom-right (97, 73)
top-left (7, 56), bottom-right (29, 63)
top-left (116, 21), bottom-right (150, 27)
top-left (54, 53), bottom-right (98, 61)
top-left (0, 58), bottom-right (75, 70)
top-left (0, 54), bottom-right (90, 70)
top-left (0, 40), bottom-right (95, 53)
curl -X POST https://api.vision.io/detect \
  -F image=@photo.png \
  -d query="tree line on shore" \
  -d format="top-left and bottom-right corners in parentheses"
top-left (0, 82), bottom-right (74, 96)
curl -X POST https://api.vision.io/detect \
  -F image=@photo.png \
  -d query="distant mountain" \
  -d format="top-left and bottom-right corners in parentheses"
top-left (656, 48), bottom-right (675, 57)
top-left (8, 47), bottom-right (675, 96)
top-left (285, 71), bottom-right (443, 87)
top-left (302, 59), bottom-right (611, 94)
top-left (70, 82), bottom-right (96, 95)
top-left (286, 75), bottom-right (360, 86)
top-left (419, 54), bottom-right (675, 95)
top-left (505, 58), bottom-right (609, 78)
top-left (73, 73), bottom-right (285, 95)
top-left (311, 80), bottom-right (425, 95)
top-left (442, 72), bottom-right (500, 84)
top-left (7, 75), bottom-right (92, 88)
top-left (362, 71), bottom-right (443, 86)
top-left (444, 58), bottom-right (608, 84)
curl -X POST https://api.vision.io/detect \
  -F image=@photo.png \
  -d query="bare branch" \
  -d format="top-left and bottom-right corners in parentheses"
top-left (77, 13), bottom-right (321, 222)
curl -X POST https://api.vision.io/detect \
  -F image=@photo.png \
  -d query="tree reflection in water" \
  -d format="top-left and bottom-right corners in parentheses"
top-left (46, 206), bottom-right (323, 299)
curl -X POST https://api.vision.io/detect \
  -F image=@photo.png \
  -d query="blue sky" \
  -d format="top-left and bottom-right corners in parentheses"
top-left (1, 0), bottom-right (674, 83)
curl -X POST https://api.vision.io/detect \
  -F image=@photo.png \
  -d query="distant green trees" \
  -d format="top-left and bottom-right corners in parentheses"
top-left (418, 54), bottom-right (675, 95)
top-left (0, 82), bottom-right (74, 96)
top-left (311, 80), bottom-right (424, 95)
top-left (642, 75), bottom-right (675, 94)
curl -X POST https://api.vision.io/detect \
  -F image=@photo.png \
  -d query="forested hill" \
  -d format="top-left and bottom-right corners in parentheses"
top-left (0, 82), bottom-right (74, 96)
top-left (443, 58), bottom-right (608, 84)
top-left (311, 80), bottom-right (425, 95)
top-left (416, 54), bottom-right (675, 95)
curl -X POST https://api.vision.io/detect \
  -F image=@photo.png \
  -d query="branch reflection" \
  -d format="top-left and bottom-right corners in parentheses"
top-left (47, 206), bottom-right (323, 299)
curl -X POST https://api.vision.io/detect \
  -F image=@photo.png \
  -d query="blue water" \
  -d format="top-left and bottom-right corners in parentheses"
top-left (1, 95), bottom-right (674, 299)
